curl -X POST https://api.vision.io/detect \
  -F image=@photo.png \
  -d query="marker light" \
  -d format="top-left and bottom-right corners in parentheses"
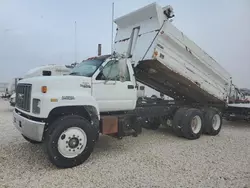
top-left (41, 86), bottom-right (47, 93)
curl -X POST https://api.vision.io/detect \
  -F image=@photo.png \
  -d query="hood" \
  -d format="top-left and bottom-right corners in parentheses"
top-left (18, 75), bottom-right (92, 93)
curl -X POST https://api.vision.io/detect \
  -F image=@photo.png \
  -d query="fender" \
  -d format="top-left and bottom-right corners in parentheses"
top-left (41, 91), bottom-right (100, 132)
top-left (46, 105), bottom-right (100, 130)
top-left (31, 89), bottom-right (100, 118)
top-left (39, 93), bottom-right (100, 142)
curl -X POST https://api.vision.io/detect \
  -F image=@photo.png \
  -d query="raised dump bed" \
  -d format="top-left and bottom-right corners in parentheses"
top-left (114, 2), bottom-right (232, 105)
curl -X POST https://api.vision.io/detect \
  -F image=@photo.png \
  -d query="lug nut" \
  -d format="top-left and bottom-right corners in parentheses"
top-left (61, 134), bottom-right (66, 140)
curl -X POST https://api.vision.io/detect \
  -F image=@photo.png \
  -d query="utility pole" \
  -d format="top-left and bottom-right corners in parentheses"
top-left (111, 2), bottom-right (114, 54)
top-left (74, 21), bottom-right (77, 63)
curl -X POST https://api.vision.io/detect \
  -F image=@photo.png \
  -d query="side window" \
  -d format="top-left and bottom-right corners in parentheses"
top-left (96, 60), bottom-right (130, 81)
top-left (102, 61), bottom-right (119, 80)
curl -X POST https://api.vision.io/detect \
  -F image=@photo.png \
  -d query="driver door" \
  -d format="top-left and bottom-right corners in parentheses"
top-left (92, 60), bottom-right (137, 112)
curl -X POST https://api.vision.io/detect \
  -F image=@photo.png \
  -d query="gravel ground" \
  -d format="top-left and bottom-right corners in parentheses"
top-left (0, 98), bottom-right (250, 188)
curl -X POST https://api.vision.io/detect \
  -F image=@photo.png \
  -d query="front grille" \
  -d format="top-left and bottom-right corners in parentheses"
top-left (16, 83), bottom-right (32, 112)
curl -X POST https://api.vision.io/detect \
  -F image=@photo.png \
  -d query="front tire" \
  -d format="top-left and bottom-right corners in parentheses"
top-left (44, 115), bottom-right (97, 168)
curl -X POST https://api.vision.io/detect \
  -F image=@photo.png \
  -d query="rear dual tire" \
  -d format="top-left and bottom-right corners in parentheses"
top-left (203, 108), bottom-right (222, 135)
top-left (173, 108), bottom-right (203, 140)
top-left (173, 107), bottom-right (222, 140)
top-left (172, 108), bottom-right (188, 137)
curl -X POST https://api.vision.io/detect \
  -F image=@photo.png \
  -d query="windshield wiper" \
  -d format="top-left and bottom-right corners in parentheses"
top-left (69, 72), bottom-right (80, 75)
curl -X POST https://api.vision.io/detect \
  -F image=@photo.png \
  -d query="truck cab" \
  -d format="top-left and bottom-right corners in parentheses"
top-left (69, 55), bottom-right (137, 112)
top-left (13, 54), bottom-right (139, 167)
top-left (13, 55), bottom-right (137, 138)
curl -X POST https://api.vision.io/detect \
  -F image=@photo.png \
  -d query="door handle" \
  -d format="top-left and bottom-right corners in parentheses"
top-left (127, 85), bottom-right (134, 89)
top-left (104, 82), bottom-right (115, 85)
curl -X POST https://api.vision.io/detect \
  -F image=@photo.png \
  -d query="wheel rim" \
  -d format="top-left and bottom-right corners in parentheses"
top-left (166, 119), bottom-right (172, 127)
top-left (57, 127), bottom-right (87, 158)
top-left (212, 114), bottom-right (221, 130)
top-left (191, 115), bottom-right (202, 134)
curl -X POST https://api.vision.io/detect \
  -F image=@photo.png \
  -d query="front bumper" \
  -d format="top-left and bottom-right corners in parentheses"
top-left (13, 110), bottom-right (45, 142)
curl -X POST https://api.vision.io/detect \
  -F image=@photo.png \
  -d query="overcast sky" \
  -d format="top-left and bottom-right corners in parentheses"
top-left (0, 0), bottom-right (249, 88)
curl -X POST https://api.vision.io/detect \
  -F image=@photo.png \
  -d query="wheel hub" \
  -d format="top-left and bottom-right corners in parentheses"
top-left (191, 115), bottom-right (202, 134)
top-left (212, 114), bottom-right (221, 130)
top-left (57, 127), bottom-right (87, 158)
top-left (68, 137), bottom-right (79, 149)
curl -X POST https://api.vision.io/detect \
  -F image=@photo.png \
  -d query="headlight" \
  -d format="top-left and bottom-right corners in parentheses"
top-left (32, 98), bottom-right (41, 114)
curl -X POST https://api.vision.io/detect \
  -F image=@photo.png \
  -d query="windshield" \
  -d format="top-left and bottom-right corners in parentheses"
top-left (70, 59), bottom-right (104, 77)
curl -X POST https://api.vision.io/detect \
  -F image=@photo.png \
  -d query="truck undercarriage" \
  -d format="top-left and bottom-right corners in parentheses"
top-left (223, 104), bottom-right (250, 122)
top-left (99, 96), bottom-right (223, 141)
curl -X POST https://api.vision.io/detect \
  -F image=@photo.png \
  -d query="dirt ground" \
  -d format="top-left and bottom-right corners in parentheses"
top-left (0, 98), bottom-right (249, 188)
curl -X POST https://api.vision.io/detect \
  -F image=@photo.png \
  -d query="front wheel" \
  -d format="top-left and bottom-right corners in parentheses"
top-left (44, 115), bottom-right (98, 168)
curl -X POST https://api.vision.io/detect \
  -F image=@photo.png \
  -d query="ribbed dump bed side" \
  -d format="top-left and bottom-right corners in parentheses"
top-left (134, 59), bottom-right (224, 104)
top-left (148, 21), bottom-right (231, 103)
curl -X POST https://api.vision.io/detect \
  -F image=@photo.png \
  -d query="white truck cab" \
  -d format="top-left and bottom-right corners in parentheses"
top-left (13, 54), bottom-right (140, 168)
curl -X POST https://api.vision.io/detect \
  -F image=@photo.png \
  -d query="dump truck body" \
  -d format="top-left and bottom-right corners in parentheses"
top-left (114, 3), bottom-right (231, 105)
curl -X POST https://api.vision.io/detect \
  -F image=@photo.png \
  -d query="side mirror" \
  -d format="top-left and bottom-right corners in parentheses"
top-left (118, 58), bottom-right (127, 83)
top-left (104, 77), bottom-right (109, 84)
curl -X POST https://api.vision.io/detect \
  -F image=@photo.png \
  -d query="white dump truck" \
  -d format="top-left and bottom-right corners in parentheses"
top-left (13, 3), bottom-right (232, 168)
top-left (9, 64), bottom-right (72, 106)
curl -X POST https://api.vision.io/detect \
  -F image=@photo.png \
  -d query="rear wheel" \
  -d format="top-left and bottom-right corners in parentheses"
top-left (172, 108), bottom-right (188, 137)
top-left (44, 115), bottom-right (97, 168)
top-left (204, 108), bottom-right (222, 135)
top-left (181, 108), bottom-right (203, 140)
